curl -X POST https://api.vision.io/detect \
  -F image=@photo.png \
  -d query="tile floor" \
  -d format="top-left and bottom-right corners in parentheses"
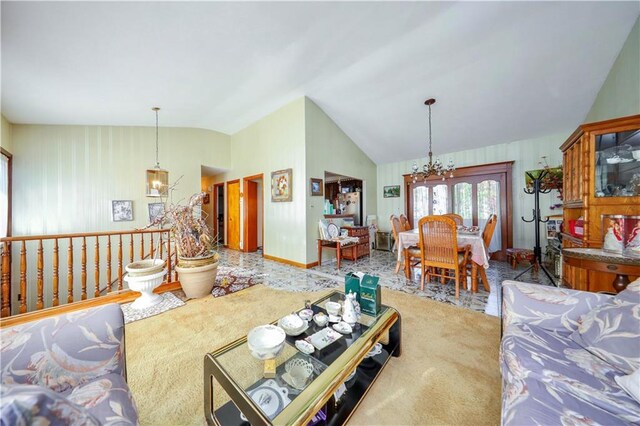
top-left (217, 247), bottom-right (559, 317)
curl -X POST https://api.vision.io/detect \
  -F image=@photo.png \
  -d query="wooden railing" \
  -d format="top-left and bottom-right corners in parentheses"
top-left (0, 229), bottom-right (177, 317)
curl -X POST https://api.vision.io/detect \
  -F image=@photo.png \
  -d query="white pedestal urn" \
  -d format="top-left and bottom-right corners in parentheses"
top-left (124, 260), bottom-right (167, 309)
top-left (175, 253), bottom-right (219, 299)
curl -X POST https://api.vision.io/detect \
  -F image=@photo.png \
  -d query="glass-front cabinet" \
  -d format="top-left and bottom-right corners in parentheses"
top-left (594, 129), bottom-right (640, 197)
top-left (560, 114), bottom-right (640, 293)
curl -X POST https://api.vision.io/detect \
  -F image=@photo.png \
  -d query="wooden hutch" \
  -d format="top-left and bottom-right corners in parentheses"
top-left (560, 114), bottom-right (640, 292)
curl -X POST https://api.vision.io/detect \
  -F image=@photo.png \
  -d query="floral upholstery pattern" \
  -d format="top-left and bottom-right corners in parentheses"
top-left (501, 281), bottom-right (640, 425)
top-left (1, 383), bottom-right (100, 425)
top-left (0, 304), bottom-right (138, 425)
top-left (502, 280), bottom-right (611, 333)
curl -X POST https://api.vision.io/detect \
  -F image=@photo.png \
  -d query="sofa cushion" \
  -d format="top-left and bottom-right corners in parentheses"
top-left (569, 299), bottom-right (640, 375)
top-left (616, 368), bottom-right (640, 405)
top-left (0, 304), bottom-right (124, 392)
top-left (66, 373), bottom-right (139, 425)
top-left (1, 383), bottom-right (100, 425)
top-left (503, 376), bottom-right (636, 426)
top-left (502, 323), bottom-right (640, 421)
top-left (617, 279), bottom-right (640, 304)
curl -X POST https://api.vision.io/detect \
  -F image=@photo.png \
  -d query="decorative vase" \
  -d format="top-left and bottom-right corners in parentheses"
top-left (176, 253), bottom-right (219, 299)
top-left (124, 267), bottom-right (167, 310)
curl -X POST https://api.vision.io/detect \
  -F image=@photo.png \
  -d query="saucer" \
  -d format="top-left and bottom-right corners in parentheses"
top-left (328, 314), bottom-right (341, 323)
top-left (332, 321), bottom-right (353, 334)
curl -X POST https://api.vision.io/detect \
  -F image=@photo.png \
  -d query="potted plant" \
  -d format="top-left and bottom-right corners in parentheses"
top-left (147, 191), bottom-right (220, 299)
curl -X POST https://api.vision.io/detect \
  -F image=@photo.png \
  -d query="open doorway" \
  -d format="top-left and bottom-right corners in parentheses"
top-left (243, 174), bottom-right (264, 253)
top-left (324, 172), bottom-right (364, 226)
top-left (213, 183), bottom-right (224, 244)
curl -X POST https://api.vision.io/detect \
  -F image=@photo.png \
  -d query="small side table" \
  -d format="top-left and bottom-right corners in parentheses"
top-left (317, 239), bottom-right (357, 270)
top-left (506, 248), bottom-right (539, 273)
top-left (562, 248), bottom-right (640, 293)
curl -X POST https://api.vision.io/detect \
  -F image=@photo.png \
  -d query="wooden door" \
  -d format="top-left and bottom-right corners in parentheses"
top-left (244, 180), bottom-right (258, 252)
top-left (227, 181), bottom-right (240, 250)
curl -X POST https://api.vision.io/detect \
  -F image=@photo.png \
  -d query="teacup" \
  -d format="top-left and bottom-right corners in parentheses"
top-left (325, 301), bottom-right (341, 316)
top-left (289, 364), bottom-right (312, 388)
top-left (313, 313), bottom-right (328, 327)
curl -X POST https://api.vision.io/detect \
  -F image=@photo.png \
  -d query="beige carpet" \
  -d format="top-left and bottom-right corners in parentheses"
top-left (125, 285), bottom-right (501, 425)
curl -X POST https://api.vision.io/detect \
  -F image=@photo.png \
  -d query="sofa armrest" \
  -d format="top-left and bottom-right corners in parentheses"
top-left (0, 303), bottom-right (125, 392)
top-left (501, 280), bottom-right (611, 334)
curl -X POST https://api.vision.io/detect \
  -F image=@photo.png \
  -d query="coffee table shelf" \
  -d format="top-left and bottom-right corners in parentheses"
top-left (204, 291), bottom-right (401, 426)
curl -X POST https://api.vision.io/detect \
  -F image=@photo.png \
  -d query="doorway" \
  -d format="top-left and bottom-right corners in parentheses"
top-left (243, 174), bottom-right (264, 253)
top-left (213, 183), bottom-right (224, 244)
top-left (227, 180), bottom-right (241, 250)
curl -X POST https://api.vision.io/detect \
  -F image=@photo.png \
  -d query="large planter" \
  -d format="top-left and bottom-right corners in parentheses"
top-left (176, 254), bottom-right (219, 299)
top-left (124, 268), bottom-right (167, 310)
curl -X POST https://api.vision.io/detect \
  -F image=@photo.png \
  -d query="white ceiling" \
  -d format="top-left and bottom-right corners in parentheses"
top-left (2, 2), bottom-right (638, 164)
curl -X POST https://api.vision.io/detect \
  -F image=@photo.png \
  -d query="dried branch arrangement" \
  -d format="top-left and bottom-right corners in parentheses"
top-left (144, 189), bottom-right (218, 259)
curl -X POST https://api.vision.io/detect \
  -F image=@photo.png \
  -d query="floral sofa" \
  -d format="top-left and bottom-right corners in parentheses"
top-left (501, 280), bottom-right (640, 425)
top-left (1, 303), bottom-right (139, 425)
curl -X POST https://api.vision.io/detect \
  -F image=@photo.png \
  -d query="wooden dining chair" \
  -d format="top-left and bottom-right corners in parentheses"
top-left (390, 215), bottom-right (401, 271)
top-left (418, 215), bottom-right (470, 299)
top-left (482, 214), bottom-right (498, 248)
top-left (442, 213), bottom-right (463, 226)
top-left (399, 214), bottom-right (411, 231)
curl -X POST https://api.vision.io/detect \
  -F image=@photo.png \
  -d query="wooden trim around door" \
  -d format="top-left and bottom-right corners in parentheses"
top-left (1, 148), bottom-right (12, 237)
top-left (226, 179), bottom-right (240, 250)
top-left (243, 173), bottom-right (264, 253)
top-left (213, 183), bottom-right (224, 244)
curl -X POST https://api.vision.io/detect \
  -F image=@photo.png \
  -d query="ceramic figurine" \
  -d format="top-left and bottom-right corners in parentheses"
top-left (342, 292), bottom-right (359, 326)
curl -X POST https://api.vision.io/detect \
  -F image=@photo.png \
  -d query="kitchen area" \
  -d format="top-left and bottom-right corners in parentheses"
top-left (322, 171), bottom-right (364, 226)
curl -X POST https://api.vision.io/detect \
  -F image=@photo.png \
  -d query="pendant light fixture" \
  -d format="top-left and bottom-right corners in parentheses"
top-left (411, 98), bottom-right (455, 183)
top-left (145, 107), bottom-right (169, 197)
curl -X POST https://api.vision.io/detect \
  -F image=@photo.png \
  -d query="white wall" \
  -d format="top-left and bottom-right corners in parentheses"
top-left (218, 98), bottom-right (308, 265)
top-left (1, 115), bottom-right (13, 154)
top-left (376, 132), bottom-right (569, 250)
top-left (305, 98), bottom-right (377, 263)
top-left (10, 124), bottom-right (230, 235)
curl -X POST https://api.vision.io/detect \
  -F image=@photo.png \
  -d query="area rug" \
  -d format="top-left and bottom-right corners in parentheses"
top-left (211, 266), bottom-right (266, 297)
top-left (120, 292), bottom-right (185, 324)
top-left (125, 285), bottom-right (501, 425)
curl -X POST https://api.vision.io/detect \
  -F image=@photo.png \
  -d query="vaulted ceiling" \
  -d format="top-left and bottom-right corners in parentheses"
top-left (2, 2), bottom-right (638, 163)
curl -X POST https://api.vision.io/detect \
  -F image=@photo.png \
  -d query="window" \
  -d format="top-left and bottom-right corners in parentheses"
top-left (405, 161), bottom-right (512, 260)
top-left (0, 149), bottom-right (10, 238)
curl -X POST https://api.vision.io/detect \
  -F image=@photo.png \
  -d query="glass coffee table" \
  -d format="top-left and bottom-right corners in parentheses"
top-left (204, 290), bottom-right (402, 425)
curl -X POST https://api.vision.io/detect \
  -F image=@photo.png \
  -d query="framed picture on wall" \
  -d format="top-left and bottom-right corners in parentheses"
top-left (310, 178), bottom-right (323, 196)
top-left (383, 185), bottom-right (401, 198)
top-left (271, 168), bottom-right (293, 202)
top-left (112, 200), bottom-right (133, 222)
top-left (148, 202), bottom-right (165, 224)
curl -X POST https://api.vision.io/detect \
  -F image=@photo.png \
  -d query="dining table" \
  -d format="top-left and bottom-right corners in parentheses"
top-left (397, 228), bottom-right (491, 292)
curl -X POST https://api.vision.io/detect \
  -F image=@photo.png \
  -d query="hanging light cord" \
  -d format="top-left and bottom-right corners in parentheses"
top-left (427, 102), bottom-right (433, 163)
top-left (155, 108), bottom-right (160, 168)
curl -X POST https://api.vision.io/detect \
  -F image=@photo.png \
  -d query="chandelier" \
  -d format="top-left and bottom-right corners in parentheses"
top-left (411, 98), bottom-right (455, 183)
top-left (145, 107), bottom-right (169, 197)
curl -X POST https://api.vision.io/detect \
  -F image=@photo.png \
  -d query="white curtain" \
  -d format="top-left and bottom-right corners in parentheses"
top-left (0, 154), bottom-right (8, 238)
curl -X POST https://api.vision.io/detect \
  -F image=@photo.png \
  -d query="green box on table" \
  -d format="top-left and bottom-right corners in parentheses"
top-left (345, 272), bottom-right (361, 303)
top-left (359, 274), bottom-right (380, 316)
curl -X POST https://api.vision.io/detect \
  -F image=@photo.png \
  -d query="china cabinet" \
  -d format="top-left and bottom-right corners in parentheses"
top-left (560, 114), bottom-right (640, 292)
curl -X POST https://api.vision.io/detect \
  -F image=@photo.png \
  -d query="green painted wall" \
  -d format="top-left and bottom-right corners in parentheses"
top-left (586, 17), bottom-right (640, 122)
top-left (1, 115), bottom-right (13, 154)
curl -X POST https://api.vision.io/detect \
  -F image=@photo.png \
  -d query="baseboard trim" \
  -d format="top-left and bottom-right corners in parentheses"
top-left (263, 254), bottom-right (318, 269)
top-left (0, 281), bottom-right (182, 327)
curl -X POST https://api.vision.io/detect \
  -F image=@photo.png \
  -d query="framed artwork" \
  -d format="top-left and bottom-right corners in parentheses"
top-left (545, 216), bottom-right (562, 240)
top-left (148, 202), bottom-right (165, 223)
top-left (202, 193), bottom-right (210, 204)
top-left (271, 168), bottom-right (292, 202)
top-left (310, 178), bottom-right (323, 196)
top-left (383, 185), bottom-right (401, 198)
top-left (112, 200), bottom-right (133, 222)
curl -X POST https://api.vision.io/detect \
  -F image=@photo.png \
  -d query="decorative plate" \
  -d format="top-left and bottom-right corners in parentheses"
top-left (246, 379), bottom-right (290, 419)
top-left (295, 339), bottom-right (314, 354)
top-left (327, 223), bottom-right (340, 238)
top-left (298, 309), bottom-right (314, 321)
top-left (328, 314), bottom-right (341, 323)
top-left (365, 343), bottom-right (383, 358)
top-left (306, 327), bottom-right (343, 350)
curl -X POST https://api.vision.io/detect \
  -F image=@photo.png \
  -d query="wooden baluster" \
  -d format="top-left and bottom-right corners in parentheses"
top-left (117, 235), bottom-right (123, 291)
top-left (140, 234), bottom-right (144, 261)
top-left (106, 236), bottom-right (112, 292)
top-left (167, 233), bottom-right (173, 281)
top-left (81, 237), bottom-right (87, 300)
top-left (94, 237), bottom-right (100, 297)
top-left (53, 239), bottom-right (59, 306)
top-left (37, 240), bottom-right (44, 310)
top-left (1, 242), bottom-right (11, 317)
top-left (129, 233), bottom-right (134, 263)
top-left (67, 238), bottom-right (74, 303)
top-left (19, 241), bottom-right (27, 313)
top-left (159, 233), bottom-right (164, 258)
top-left (150, 233), bottom-right (155, 259)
